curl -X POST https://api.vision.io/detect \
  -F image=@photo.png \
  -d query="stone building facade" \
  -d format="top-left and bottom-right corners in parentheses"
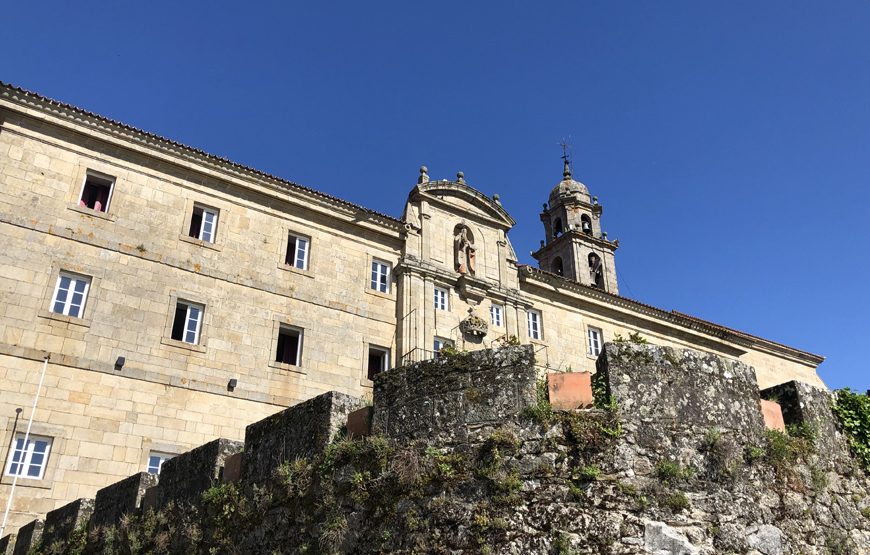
top-left (0, 82), bottom-right (825, 534)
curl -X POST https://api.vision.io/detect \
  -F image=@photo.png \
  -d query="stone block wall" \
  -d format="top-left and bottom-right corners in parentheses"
top-left (243, 391), bottom-right (362, 484)
top-left (39, 498), bottom-right (93, 551)
top-left (90, 472), bottom-right (157, 529)
top-left (154, 438), bottom-right (243, 506)
top-left (371, 345), bottom-right (536, 444)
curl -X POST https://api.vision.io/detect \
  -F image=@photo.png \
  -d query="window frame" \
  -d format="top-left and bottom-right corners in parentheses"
top-left (370, 259), bottom-right (391, 294)
top-left (274, 324), bottom-right (303, 367)
top-left (77, 170), bottom-right (116, 214)
top-left (366, 345), bottom-right (391, 381)
top-left (189, 204), bottom-right (219, 243)
top-left (285, 233), bottom-right (310, 271)
top-left (587, 326), bottom-right (603, 357)
top-left (527, 310), bottom-right (542, 341)
top-left (162, 293), bottom-right (208, 352)
top-left (433, 337), bottom-right (454, 358)
top-left (147, 451), bottom-right (175, 475)
top-left (50, 272), bottom-right (91, 319)
top-left (171, 300), bottom-right (204, 345)
top-left (490, 303), bottom-right (504, 327)
top-left (4, 433), bottom-right (53, 480)
top-left (434, 286), bottom-right (449, 311)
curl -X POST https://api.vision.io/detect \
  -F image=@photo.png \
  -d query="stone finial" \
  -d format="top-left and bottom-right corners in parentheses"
top-left (592, 196), bottom-right (599, 205)
top-left (492, 193), bottom-right (500, 205)
top-left (602, 232), bottom-right (608, 240)
top-left (456, 171), bottom-right (465, 183)
top-left (418, 166), bottom-right (429, 184)
top-left (563, 158), bottom-right (572, 179)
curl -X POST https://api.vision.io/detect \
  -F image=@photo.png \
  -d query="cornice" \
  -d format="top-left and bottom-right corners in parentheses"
top-left (518, 265), bottom-right (824, 366)
top-left (531, 230), bottom-right (619, 260)
top-left (0, 82), bottom-right (403, 232)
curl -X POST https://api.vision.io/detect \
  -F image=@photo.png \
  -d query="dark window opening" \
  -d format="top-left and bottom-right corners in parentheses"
top-left (189, 207), bottom-right (203, 238)
top-left (170, 304), bottom-right (188, 341)
top-left (553, 218), bottom-right (563, 237)
top-left (276, 327), bottom-right (301, 366)
top-left (79, 174), bottom-right (113, 212)
top-left (581, 214), bottom-right (592, 235)
top-left (552, 257), bottom-right (564, 276)
top-left (367, 347), bottom-right (389, 380)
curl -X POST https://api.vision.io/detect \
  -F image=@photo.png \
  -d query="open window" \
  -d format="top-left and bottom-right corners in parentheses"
top-left (553, 217), bottom-right (563, 237)
top-left (275, 325), bottom-right (303, 366)
top-left (171, 300), bottom-right (204, 344)
top-left (552, 257), bottom-right (564, 276)
top-left (188, 204), bottom-right (219, 243)
top-left (367, 346), bottom-right (390, 380)
top-left (78, 171), bottom-right (115, 213)
top-left (285, 233), bottom-right (310, 270)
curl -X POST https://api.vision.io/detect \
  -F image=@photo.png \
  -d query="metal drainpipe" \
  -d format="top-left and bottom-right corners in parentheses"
top-left (0, 355), bottom-right (50, 538)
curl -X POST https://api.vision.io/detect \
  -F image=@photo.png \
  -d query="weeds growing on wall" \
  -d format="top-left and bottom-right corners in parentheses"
top-left (832, 388), bottom-right (870, 472)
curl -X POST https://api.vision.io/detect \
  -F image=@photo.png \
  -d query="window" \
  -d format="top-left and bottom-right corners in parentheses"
top-left (5, 434), bottom-right (52, 480)
top-left (78, 171), bottom-right (114, 213)
top-left (275, 326), bottom-right (302, 366)
top-left (147, 452), bottom-right (174, 475)
top-left (527, 310), bottom-right (542, 340)
top-left (285, 234), bottom-right (310, 270)
top-left (587, 327), bottom-right (603, 357)
top-left (188, 204), bottom-right (218, 243)
top-left (490, 303), bottom-right (503, 327)
top-left (434, 287), bottom-right (448, 311)
top-left (370, 260), bottom-right (391, 293)
top-left (367, 346), bottom-right (390, 380)
top-left (433, 337), bottom-right (453, 358)
top-left (171, 301), bottom-right (204, 344)
top-left (51, 273), bottom-right (90, 318)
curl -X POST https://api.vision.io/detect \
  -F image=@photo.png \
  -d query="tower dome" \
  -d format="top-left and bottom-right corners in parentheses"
top-left (548, 160), bottom-right (591, 205)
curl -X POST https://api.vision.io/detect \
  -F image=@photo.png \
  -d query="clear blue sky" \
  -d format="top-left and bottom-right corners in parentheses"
top-left (3, 1), bottom-right (868, 391)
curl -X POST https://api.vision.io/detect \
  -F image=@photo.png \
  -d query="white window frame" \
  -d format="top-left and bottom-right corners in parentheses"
top-left (286, 234), bottom-right (310, 270)
top-left (367, 345), bottom-right (390, 380)
top-left (77, 170), bottom-right (115, 213)
top-left (370, 260), bottom-right (391, 294)
top-left (147, 452), bottom-right (174, 475)
top-left (172, 301), bottom-right (204, 345)
top-left (51, 273), bottom-right (90, 318)
top-left (5, 434), bottom-right (52, 480)
top-left (275, 325), bottom-right (303, 367)
top-left (587, 326), bottom-right (603, 357)
top-left (527, 310), bottom-right (542, 340)
top-left (434, 287), bottom-right (449, 311)
top-left (433, 337), bottom-right (453, 357)
top-left (490, 303), bottom-right (503, 327)
top-left (190, 204), bottom-right (219, 243)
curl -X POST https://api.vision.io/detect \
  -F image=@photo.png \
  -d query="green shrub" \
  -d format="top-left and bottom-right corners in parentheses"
top-left (663, 491), bottom-right (690, 511)
top-left (655, 459), bottom-right (693, 484)
top-left (577, 465), bottom-right (600, 481)
top-left (521, 379), bottom-right (554, 424)
top-left (832, 388), bottom-right (870, 471)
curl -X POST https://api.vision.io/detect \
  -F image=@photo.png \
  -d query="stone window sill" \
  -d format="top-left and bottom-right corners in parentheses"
top-left (268, 360), bottom-right (306, 375)
top-left (365, 287), bottom-right (395, 301)
top-left (277, 263), bottom-right (314, 279)
top-left (160, 337), bottom-right (207, 354)
top-left (178, 234), bottom-right (223, 252)
top-left (67, 203), bottom-right (116, 222)
top-left (0, 475), bottom-right (52, 490)
top-left (37, 310), bottom-right (91, 328)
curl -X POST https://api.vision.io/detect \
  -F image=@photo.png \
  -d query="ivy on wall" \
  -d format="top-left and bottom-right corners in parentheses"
top-left (832, 388), bottom-right (870, 471)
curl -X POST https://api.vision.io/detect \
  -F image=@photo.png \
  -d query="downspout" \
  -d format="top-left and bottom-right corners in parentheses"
top-left (0, 355), bottom-right (50, 538)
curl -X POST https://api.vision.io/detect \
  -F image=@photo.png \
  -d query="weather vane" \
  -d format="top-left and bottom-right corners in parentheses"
top-left (559, 137), bottom-right (573, 177)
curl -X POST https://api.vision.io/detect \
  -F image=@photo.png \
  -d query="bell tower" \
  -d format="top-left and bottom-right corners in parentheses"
top-left (531, 159), bottom-right (619, 294)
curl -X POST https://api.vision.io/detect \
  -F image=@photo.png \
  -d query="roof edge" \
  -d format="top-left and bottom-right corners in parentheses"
top-left (0, 81), bottom-right (403, 229)
top-left (518, 265), bottom-right (825, 366)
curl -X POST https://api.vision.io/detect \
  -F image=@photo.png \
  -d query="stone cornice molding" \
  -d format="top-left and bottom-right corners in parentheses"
top-left (0, 82), bottom-right (403, 234)
top-left (411, 180), bottom-right (516, 229)
top-left (518, 265), bottom-right (824, 366)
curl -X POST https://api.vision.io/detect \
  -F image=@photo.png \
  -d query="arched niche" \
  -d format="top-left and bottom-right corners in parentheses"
top-left (552, 257), bottom-right (564, 276)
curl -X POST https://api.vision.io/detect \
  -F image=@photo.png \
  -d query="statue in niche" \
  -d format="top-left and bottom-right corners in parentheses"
top-left (588, 253), bottom-right (603, 288)
top-left (454, 226), bottom-right (476, 275)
